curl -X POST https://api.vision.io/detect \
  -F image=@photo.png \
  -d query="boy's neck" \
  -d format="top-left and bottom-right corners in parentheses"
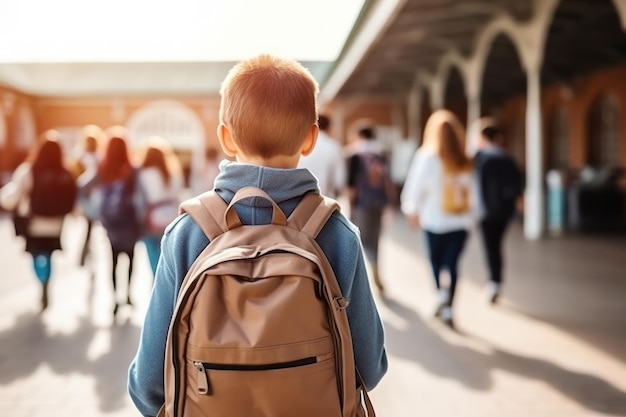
top-left (235, 153), bottom-right (300, 169)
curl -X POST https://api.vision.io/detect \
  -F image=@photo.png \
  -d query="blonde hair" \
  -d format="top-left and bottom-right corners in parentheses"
top-left (219, 54), bottom-right (319, 158)
top-left (422, 109), bottom-right (471, 172)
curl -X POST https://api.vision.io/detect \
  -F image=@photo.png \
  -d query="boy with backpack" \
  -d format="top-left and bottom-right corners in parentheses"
top-left (128, 54), bottom-right (387, 417)
top-left (473, 119), bottom-right (523, 304)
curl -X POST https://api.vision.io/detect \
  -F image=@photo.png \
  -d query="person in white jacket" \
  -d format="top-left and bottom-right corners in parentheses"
top-left (298, 114), bottom-right (346, 198)
top-left (401, 110), bottom-right (479, 328)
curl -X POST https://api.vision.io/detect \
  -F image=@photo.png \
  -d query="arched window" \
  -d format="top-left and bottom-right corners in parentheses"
top-left (127, 100), bottom-right (206, 186)
top-left (548, 105), bottom-right (570, 169)
top-left (588, 94), bottom-right (620, 167)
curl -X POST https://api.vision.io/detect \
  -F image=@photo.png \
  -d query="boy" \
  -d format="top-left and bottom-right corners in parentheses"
top-left (127, 54), bottom-right (388, 417)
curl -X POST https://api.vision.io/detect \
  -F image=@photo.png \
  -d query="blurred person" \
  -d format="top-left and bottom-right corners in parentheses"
top-left (71, 124), bottom-right (104, 266)
top-left (80, 127), bottom-right (141, 316)
top-left (347, 126), bottom-right (395, 293)
top-left (137, 136), bottom-right (184, 275)
top-left (0, 130), bottom-right (77, 311)
top-left (401, 110), bottom-right (479, 328)
top-left (191, 146), bottom-right (221, 195)
top-left (473, 118), bottom-right (523, 304)
top-left (298, 114), bottom-right (346, 197)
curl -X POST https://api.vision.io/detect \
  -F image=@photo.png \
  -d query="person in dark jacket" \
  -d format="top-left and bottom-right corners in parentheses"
top-left (473, 118), bottom-right (523, 304)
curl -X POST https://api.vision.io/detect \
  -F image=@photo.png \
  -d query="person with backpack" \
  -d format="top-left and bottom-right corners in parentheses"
top-left (136, 136), bottom-right (184, 276)
top-left (128, 54), bottom-right (387, 417)
top-left (80, 128), bottom-right (142, 317)
top-left (0, 130), bottom-right (77, 311)
top-left (401, 110), bottom-right (479, 328)
top-left (70, 124), bottom-right (104, 267)
top-left (473, 118), bottom-right (523, 304)
top-left (347, 126), bottom-right (394, 293)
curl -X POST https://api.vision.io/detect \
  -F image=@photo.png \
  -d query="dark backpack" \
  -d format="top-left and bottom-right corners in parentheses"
top-left (477, 152), bottom-right (522, 221)
top-left (99, 175), bottom-right (139, 231)
top-left (30, 168), bottom-right (77, 217)
top-left (354, 152), bottom-right (390, 210)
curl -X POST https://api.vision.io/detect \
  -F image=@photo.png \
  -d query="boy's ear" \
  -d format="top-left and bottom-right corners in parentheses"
top-left (217, 123), bottom-right (238, 157)
top-left (301, 124), bottom-right (319, 157)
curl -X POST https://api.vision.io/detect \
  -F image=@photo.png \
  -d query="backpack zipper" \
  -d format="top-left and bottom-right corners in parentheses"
top-left (193, 356), bottom-right (317, 395)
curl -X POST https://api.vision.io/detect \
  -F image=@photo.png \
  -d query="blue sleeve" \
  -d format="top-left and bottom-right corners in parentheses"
top-left (127, 230), bottom-right (179, 416)
top-left (318, 214), bottom-right (388, 391)
top-left (128, 215), bottom-right (210, 416)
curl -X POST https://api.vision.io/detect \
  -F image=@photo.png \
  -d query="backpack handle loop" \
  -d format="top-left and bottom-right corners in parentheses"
top-left (225, 186), bottom-right (287, 229)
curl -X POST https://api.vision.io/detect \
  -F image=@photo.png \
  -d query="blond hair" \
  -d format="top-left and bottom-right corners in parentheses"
top-left (422, 109), bottom-right (471, 172)
top-left (219, 54), bottom-right (319, 158)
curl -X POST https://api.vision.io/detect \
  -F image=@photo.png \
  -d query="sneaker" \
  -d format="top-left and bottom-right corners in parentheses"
top-left (439, 306), bottom-right (454, 328)
top-left (433, 289), bottom-right (449, 317)
top-left (486, 281), bottom-right (500, 304)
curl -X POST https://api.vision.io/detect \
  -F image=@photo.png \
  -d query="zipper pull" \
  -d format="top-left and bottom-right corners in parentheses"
top-left (193, 361), bottom-right (211, 395)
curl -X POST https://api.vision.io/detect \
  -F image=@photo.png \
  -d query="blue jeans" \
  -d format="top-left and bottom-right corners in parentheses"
top-left (424, 229), bottom-right (468, 306)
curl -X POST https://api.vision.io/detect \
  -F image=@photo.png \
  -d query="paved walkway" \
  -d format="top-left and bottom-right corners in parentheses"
top-left (0, 210), bottom-right (625, 417)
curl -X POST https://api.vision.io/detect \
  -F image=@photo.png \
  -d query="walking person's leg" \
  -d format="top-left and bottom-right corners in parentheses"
top-left (424, 231), bottom-right (447, 316)
top-left (439, 230), bottom-right (468, 327)
top-left (111, 246), bottom-right (121, 315)
top-left (32, 252), bottom-right (52, 311)
top-left (79, 218), bottom-right (93, 266)
top-left (125, 245), bottom-right (136, 305)
top-left (480, 219), bottom-right (507, 303)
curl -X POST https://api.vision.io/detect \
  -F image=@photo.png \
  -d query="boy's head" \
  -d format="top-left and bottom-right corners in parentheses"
top-left (218, 54), bottom-right (319, 161)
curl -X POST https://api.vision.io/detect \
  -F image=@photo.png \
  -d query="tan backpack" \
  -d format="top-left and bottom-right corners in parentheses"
top-left (157, 186), bottom-right (376, 417)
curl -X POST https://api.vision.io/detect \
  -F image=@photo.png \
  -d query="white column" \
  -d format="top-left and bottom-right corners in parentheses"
top-left (524, 67), bottom-right (544, 240)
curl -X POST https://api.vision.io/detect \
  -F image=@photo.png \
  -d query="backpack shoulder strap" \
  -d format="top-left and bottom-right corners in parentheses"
top-left (288, 192), bottom-right (340, 238)
top-left (179, 190), bottom-right (228, 241)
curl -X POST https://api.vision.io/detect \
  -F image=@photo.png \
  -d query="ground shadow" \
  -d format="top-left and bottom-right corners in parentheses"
top-left (0, 311), bottom-right (141, 414)
top-left (381, 297), bottom-right (626, 415)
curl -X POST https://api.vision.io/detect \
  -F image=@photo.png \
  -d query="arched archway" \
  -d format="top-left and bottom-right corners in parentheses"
top-left (481, 33), bottom-right (526, 117)
top-left (127, 100), bottom-right (206, 186)
top-left (443, 66), bottom-right (466, 126)
top-left (543, 0), bottom-right (626, 86)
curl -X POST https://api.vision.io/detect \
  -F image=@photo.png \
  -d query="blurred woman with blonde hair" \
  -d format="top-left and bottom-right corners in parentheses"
top-left (401, 109), bottom-right (479, 328)
top-left (137, 136), bottom-right (184, 275)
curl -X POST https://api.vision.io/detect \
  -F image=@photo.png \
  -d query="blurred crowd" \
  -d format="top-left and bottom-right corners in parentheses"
top-left (0, 111), bottom-right (522, 329)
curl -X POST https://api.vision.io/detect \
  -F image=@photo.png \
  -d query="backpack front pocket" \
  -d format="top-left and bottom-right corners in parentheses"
top-left (184, 354), bottom-right (341, 416)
